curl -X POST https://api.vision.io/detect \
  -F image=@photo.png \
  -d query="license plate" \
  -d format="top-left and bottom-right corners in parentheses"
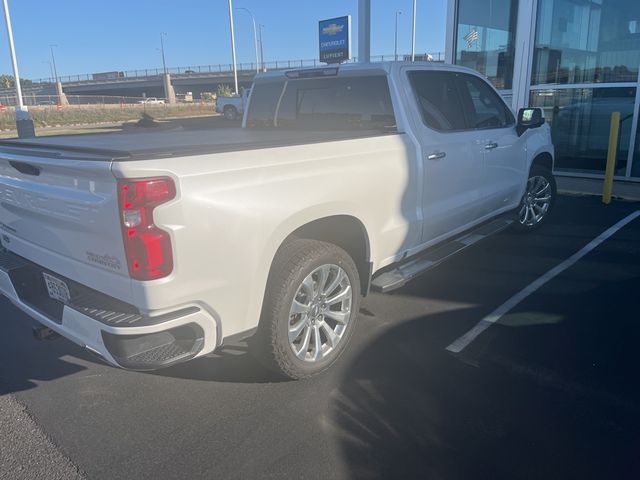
top-left (42, 272), bottom-right (71, 304)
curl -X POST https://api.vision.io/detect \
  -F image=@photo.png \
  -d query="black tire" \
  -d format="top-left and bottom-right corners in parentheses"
top-left (223, 106), bottom-right (237, 120)
top-left (512, 164), bottom-right (557, 232)
top-left (253, 239), bottom-right (361, 380)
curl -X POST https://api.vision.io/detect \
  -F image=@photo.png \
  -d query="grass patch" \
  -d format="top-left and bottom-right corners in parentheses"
top-left (0, 103), bottom-right (215, 131)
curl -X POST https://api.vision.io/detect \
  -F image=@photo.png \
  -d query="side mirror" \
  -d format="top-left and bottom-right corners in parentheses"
top-left (516, 107), bottom-right (545, 136)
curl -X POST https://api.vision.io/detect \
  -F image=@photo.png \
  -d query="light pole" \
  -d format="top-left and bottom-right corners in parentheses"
top-left (235, 7), bottom-right (259, 74)
top-left (394, 11), bottom-right (402, 61)
top-left (411, 0), bottom-right (417, 61)
top-left (258, 24), bottom-right (265, 71)
top-left (49, 44), bottom-right (59, 83)
top-left (227, 0), bottom-right (239, 94)
top-left (358, 0), bottom-right (371, 63)
top-left (42, 61), bottom-right (54, 83)
top-left (2, 0), bottom-right (34, 137)
top-left (159, 32), bottom-right (167, 75)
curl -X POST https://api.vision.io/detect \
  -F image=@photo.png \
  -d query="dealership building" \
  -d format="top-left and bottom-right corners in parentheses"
top-left (445, 0), bottom-right (640, 180)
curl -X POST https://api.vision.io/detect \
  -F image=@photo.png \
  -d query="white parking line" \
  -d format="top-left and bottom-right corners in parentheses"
top-left (446, 210), bottom-right (640, 354)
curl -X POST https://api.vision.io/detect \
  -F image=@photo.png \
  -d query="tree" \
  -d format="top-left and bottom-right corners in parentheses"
top-left (0, 75), bottom-right (13, 89)
top-left (0, 74), bottom-right (34, 89)
top-left (216, 84), bottom-right (233, 97)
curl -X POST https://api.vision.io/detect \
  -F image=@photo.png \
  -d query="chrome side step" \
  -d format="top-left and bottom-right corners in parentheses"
top-left (371, 217), bottom-right (513, 293)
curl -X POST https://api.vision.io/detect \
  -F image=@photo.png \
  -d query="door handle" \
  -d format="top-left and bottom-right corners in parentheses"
top-left (484, 142), bottom-right (498, 150)
top-left (427, 151), bottom-right (446, 160)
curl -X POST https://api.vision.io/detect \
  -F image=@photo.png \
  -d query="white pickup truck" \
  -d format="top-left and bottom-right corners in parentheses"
top-left (136, 97), bottom-right (165, 105)
top-left (215, 88), bottom-right (250, 121)
top-left (0, 62), bottom-right (555, 379)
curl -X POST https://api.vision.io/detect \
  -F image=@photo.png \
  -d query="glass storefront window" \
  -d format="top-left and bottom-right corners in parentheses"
top-left (532, 0), bottom-right (640, 85)
top-left (530, 87), bottom-right (636, 175)
top-left (455, 0), bottom-right (518, 90)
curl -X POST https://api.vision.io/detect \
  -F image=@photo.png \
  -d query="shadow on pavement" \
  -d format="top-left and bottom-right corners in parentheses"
top-left (0, 300), bottom-right (89, 394)
top-left (330, 273), bottom-right (640, 479)
top-left (149, 342), bottom-right (288, 384)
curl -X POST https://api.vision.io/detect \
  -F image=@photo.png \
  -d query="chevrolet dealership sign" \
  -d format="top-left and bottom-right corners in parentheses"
top-left (319, 16), bottom-right (351, 64)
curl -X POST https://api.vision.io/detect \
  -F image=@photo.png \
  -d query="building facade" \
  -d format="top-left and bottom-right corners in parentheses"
top-left (446, 0), bottom-right (640, 180)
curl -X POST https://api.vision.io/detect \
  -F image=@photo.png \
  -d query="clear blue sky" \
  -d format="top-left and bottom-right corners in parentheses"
top-left (0, 0), bottom-right (447, 80)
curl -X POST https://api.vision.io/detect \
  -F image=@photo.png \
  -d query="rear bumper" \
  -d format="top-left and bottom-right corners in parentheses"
top-left (0, 249), bottom-right (218, 370)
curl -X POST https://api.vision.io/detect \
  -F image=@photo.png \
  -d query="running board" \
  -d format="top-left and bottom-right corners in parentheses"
top-left (371, 217), bottom-right (513, 293)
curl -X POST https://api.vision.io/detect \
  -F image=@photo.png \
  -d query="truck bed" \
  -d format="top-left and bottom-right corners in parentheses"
top-left (0, 128), bottom-right (394, 161)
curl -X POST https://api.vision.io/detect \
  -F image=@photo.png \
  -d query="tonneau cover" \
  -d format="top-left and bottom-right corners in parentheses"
top-left (0, 128), bottom-right (393, 161)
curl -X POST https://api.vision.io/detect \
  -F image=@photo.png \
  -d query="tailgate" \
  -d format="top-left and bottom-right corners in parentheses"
top-left (0, 149), bottom-right (127, 278)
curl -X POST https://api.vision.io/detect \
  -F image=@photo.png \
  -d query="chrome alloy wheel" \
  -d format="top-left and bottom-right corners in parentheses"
top-left (288, 264), bottom-right (353, 363)
top-left (519, 175), bottom-right (552, 227)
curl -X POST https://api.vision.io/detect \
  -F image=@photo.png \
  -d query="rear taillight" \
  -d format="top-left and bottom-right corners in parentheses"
top-left (117, 177), bottom-right (176, 280)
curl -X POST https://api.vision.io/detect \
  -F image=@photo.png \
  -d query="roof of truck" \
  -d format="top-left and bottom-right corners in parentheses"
top-left (255, 60), bottom-right (481, 80)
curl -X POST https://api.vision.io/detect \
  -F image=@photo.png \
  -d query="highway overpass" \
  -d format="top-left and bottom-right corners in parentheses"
top-left (0, 53), bottom-right (443, 102)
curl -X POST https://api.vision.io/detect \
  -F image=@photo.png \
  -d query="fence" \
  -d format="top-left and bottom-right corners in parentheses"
top-left (26, 52), bottom-right (446, 86)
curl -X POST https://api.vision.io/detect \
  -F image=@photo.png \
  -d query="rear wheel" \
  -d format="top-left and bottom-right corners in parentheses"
top-left (513, 164), bottom-right (556, 232)
top-left (254, 239), bottom-right (361, 379)
top-left (223, 106), bottom-right (238, 120)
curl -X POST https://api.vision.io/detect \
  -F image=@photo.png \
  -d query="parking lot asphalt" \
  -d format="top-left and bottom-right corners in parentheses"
top-left (1, 195), bottom-right (639, 480)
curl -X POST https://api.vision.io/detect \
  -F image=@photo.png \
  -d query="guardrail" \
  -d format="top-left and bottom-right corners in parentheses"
top-left (27, 52), bottom-right (445, 86)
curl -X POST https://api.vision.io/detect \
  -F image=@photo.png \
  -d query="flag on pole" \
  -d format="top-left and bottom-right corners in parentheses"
top-left (463, 29), bottom-right (479, 48)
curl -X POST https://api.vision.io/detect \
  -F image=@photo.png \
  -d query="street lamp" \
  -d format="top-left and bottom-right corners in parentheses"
top-left (2, 0), bottom-right (34, 137)
top-left (394, 11), bottom-right (402, 61)
top-left (227, 0), bottom-right (239, 94)
top-left (235, 7), bottom-right (259, 74)
top-left (42, 60), bottom-right (54, 83)
top-left (411, 0), bottom-right (417, 61)
top-left (159, 32), bottom-right (168, 75)
top-left (49, 44), bottom-right (59, 83)
top-left (259, 24), bottom-right (265, 72)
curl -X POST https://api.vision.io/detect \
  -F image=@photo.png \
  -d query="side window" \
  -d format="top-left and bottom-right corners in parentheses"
top-left (408, 71), bottom-right (466, 131)
top-left (456, 74), bottom-right (515, 129)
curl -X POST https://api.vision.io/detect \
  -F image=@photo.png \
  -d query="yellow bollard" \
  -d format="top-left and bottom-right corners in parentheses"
top-left (602, 111), bottom-right (620, 204)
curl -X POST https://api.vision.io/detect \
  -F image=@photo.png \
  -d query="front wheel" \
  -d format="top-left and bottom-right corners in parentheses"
top-left (513, 164), bottom-right (556, 232)
top-left (223, 106), bottom-right (238, 121)
top-left (253, 239), bottom-right (361, 380)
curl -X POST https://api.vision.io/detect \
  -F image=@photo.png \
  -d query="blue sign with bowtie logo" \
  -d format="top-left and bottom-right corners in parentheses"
top-left (319, 16), bottom-right (351, 64)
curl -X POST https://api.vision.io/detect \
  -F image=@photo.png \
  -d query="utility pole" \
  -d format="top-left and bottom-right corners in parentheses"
top-left (358, 0), bottom-right (371, 63)
top-left (411, 0), bottom-right (417, 61)
top-left (235, 7), bottom-right (259, 74)
top-left (158, 32), bottom-right (175, 103)
top-left (2, 0), bottom-right (34, 137)
top-left (49, 44), bottom-right (59, 83)
top-left (394, 11), bottom-right (402, 61)
top-left (48, 43), bottom-right (67, 107)
top-left (259, 24), bottom-right (265, 71)
top-left (227, 0), bottom-right (239, 94)
top-left (159, 32), bottom-right (167, 75)
top-left (43, 61), bottom-right (54, 83)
